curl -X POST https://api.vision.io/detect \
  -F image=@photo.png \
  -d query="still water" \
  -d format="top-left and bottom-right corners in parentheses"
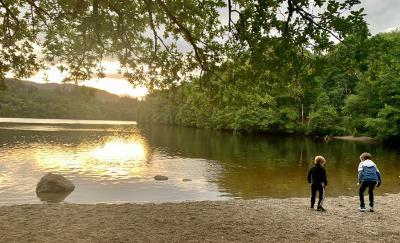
top-left (0, 118), bottom-right (399, 205)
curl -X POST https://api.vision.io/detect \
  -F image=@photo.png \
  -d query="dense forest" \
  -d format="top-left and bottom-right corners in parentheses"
top-left (0, 79), bottom-right (138, 121)
top-left (136, 31), bottom-right (400, 142)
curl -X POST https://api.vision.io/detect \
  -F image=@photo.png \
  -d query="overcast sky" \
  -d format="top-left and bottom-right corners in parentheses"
top-left (361, 0), bottom-right (400, 34)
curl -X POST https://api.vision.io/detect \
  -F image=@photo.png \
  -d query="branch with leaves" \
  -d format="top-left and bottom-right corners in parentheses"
top-left (0, 0), bottom-right (367, 91)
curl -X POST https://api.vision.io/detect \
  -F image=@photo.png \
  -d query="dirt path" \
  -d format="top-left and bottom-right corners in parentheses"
top-left (0, 194), bottom-right (399, 242)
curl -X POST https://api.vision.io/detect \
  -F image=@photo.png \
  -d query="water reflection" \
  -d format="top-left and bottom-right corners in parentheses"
top-left (0, 123), bottom-right (223, 204)
top-left (33, 135), bottom-right (151, 181)
top-left (140, 124), bottom-right (400, 198)
top-left (91, 139), bottom-right (147, 163)
top-left (1, 120), bottom-right (400, 205)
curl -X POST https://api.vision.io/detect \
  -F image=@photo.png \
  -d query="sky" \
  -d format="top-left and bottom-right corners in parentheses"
top-left (361, 0), bottom-right (400, 34)
top-left (26, 1), bottom-right (400, 98)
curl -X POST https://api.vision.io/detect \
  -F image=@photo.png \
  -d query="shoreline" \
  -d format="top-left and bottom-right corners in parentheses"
top-left (331, 135), bottom-right (376, 142)
top-left (1, 194), bottom-right (399, 242)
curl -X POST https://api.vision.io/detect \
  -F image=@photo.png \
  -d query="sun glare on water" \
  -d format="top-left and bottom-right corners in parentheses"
top-left (32, 136), bottom-right (150, 180)
top-left (91, 140), bottom-right (147, 163)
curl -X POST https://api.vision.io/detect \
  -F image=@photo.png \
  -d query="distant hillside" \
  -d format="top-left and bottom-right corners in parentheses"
top-left (0, 79), bottom-right (140, 120)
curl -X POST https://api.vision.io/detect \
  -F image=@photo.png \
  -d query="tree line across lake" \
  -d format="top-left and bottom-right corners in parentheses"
top-left (1, 31), bottom-right (400, 142)
top-left (136, 31), bottom-right (400, 143)
top-left (0, 79), bottom-right (139, 121)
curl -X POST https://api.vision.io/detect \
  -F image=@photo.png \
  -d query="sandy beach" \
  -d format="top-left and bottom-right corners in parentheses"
top-left (0, 194), bottom-right (399, 242)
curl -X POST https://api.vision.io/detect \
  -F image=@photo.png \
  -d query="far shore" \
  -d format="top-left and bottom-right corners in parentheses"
top-left (0, 194), bottom-right (399, 242)
top-left (331, 135), bottom-right (376, 142)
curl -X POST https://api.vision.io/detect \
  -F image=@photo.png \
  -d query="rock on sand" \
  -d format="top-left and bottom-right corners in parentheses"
top-left (36, 173), bottom-right (75, 193)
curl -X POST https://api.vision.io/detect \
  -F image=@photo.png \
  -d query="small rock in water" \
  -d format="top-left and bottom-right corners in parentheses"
top-left (36, 173), bottom-right (75, 193)
top-left (182, 178), bottom-right (192, 182)
top-left (154, 175), bottom-right (168, 181)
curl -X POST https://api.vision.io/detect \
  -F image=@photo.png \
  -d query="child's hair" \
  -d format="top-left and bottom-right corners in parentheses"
top-left (360, 152), bottom-right (372, 161)
top-left (314, 155), bottom-right (326, 165)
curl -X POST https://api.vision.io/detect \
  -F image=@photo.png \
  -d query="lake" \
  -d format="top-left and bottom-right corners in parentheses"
top-left (0, 118), bottom-right (399, 205)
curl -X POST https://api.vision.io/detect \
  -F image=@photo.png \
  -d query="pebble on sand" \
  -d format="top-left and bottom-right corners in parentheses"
top-left (154, 175), bottom-right (168, 181)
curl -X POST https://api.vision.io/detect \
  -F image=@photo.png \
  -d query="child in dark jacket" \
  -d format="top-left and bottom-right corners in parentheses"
top-left (307, 156), bottom-right (328, 211)
top-left (358, 152), bottom-right (381, 212)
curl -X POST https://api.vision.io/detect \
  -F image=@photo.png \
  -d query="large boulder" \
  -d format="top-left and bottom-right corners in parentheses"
top-left (36, 173), bottom-right (75, 193)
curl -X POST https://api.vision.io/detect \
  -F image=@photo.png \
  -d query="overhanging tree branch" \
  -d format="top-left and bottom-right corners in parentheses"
top-left (292, 1), bottom-right (343, 42)
top-left (154, 0), bottom-right (207, 71)
top-left (144, 0), bottom-right (158, 55)
top-left (0, 0), bottom-right (20, 30)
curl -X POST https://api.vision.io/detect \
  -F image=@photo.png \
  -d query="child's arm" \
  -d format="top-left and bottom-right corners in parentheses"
top-left (376, 169), bottom-right (382, 187)
top-left (307, 168), bottom-right (312, 184)
top-left (373, 162), bottom-right (381, 187)
top-left (323, 169), bottom-right (328, 187)
top-left (357, 162), bottom-right (363, 184)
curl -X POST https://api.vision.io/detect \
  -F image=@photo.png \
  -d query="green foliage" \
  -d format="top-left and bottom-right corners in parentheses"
top-left (1, 0), bottom-right (366, 89)
top-left (341, 31), bottom-right (400, 140)
top-left (305, 93), bottom-right (340, 135)
top-left (307, 106), bottom-right (341, 135)
top-left (365, 105), bottom-right (400, 141)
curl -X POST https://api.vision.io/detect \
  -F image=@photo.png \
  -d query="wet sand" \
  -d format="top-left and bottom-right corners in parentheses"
top-left (0, 194), bottom-right (399, 242)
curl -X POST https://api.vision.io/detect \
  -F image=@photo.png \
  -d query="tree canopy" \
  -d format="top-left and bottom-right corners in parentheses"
top-left (1, 0), bottom-right (367, 89)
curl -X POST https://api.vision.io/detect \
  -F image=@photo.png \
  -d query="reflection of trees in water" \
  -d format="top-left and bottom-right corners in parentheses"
top-left (141, 124), bottom-right (400, 198)
top-left (0, 125), bottom-right (144, 147)
top-left (2, 124), bottom-right (400, 200)
top-left (141, 124), bottom-right (378, 165)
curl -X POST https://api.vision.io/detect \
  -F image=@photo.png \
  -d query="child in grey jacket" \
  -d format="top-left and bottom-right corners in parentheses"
top-left (358, 152), bottom-right (381, 212)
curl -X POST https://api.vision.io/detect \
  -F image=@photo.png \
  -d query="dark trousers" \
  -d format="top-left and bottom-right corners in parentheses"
top-left (359, 181), bottom-right (376, 208)
top-left (311, 183), bottom-right (325, 208)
